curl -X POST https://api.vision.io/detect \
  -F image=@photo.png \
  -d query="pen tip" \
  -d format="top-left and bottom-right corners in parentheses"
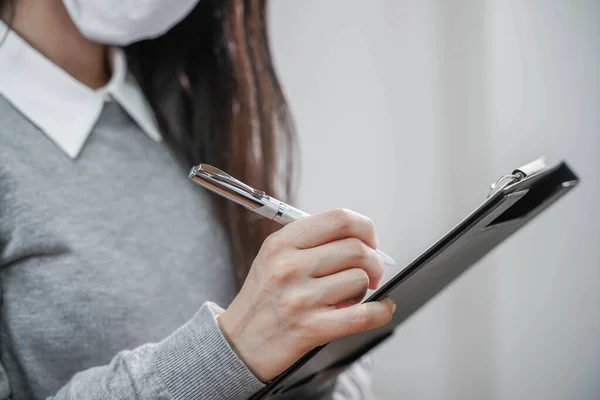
top-left (377, 250), bottom-right (397, 266)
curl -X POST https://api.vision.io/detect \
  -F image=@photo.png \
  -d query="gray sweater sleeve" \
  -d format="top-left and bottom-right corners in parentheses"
top-left (0, 302), bottom-right (264, 400)
top-left (0, 301), bottom-right (371, 400)
top-left (54, 302), bottom-right (265, 400)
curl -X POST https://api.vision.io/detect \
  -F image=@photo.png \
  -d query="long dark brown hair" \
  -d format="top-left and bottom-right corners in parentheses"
top-left (1, 0), bottom-right (296, 287)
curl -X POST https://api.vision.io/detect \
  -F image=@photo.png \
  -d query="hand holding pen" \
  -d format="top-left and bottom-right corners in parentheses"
top-left (189, 164), bottom-right (397, 267)
top-left (189, 165), bottom-right (397, 382)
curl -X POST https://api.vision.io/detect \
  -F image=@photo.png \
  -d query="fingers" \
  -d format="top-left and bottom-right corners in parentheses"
top-left (300, 238), bottom-right (385, 289)
top-left (277, 209), bottom-right (379, 250)
top-left (311, 268), bottom-right (370, 306)
top-left (311, 299), bottom-right (396, 344)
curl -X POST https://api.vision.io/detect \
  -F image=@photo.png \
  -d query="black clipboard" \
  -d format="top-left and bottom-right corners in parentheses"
top-left (251, 159), bottom-right (579, 399)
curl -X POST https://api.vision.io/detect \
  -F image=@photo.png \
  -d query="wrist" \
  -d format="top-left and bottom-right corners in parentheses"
top-left (153, 302), bottom-right (264, 399)
top-left (216, 308), bottom-right (269, 383)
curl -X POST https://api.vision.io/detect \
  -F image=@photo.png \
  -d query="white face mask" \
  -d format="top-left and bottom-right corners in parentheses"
top-left (62, 0), bottom-right (201, 45)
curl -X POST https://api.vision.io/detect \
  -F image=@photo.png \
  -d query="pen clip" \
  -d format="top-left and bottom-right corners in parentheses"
top-left (191, 164), bottom-right (267, 200)
top-left (487, 157), bottom-right (547, 198)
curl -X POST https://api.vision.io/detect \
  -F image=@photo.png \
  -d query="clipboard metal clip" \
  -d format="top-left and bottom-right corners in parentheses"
top-left (487, 157), bottom-right (547, 198)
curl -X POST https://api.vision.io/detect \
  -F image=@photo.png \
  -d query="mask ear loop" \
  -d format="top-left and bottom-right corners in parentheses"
top-left (103, 49), bottom-right (112, 79)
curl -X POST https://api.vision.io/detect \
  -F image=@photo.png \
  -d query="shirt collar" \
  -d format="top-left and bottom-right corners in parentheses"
top-left (0, 21), bottom-right (162, 159)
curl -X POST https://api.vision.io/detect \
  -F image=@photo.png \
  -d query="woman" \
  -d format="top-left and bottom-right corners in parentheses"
top-left (0, 0), bottom-right (396, 399)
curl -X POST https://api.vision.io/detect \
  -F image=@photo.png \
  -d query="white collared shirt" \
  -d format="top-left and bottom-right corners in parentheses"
top-left (0, 20), bottom-right (161, 159)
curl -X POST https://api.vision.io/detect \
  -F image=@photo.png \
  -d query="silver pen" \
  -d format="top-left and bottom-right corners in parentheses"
top-left (188, 164), bottom-right (397, 267)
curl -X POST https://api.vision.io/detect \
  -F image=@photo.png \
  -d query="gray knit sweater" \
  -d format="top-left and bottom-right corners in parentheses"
top-left (0, 96), bottom-right (371, 399)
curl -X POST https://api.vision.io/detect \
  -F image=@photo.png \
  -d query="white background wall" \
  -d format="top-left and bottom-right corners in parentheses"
top-left (270, 1), bottom-right (599, 399)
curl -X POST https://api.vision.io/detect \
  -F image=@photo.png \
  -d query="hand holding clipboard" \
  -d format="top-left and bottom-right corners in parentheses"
top-left (189, 158), bottom-right (579, 399)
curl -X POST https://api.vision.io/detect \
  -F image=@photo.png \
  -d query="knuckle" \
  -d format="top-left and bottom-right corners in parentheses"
top-left (261, 233), bottom-right (285, 257)
top-left (328, 208), bottom-right (354, 228)
top-left (293, 289), bottom-right (314, 309)
top-left (265, 254), bottom-right (306, 287)
top-left (278, 291), bottom-right (307, 319)
top-left (359, 214), bottom-right (378, 246)
top-left (281, 254), bottom-right (304, 274)
top-left (363, 215), bottom-right (376, 235)
top-left (276, 302), bottom-right (297, 324)
top-left (269, 265), bottom-right (294, 285)
top-left (347, 238), bottom-right (370, 261)
top-left (277, 294), bottom-right (296, 318)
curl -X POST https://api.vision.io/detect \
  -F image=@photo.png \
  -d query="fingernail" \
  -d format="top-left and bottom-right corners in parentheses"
top-left (383, 297), bottom-right (396, 314)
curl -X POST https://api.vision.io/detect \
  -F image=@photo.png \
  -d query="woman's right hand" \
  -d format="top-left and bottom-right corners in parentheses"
top-left (217, 209), bottom-right (396, 383)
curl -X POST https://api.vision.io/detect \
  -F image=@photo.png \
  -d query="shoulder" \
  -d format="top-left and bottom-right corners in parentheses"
top-left (0, 94), bottom-right (31, 133)
top-left (0, 96), bottom-right (26, 179)
top-left (0, 95), bottom-right (61, 166)
top-left (0, 95), bottom-right (50, 205)
top-left (0, 95), bottom-right (37, 155)
top-left (0, 96), bottom-right (21, 198)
